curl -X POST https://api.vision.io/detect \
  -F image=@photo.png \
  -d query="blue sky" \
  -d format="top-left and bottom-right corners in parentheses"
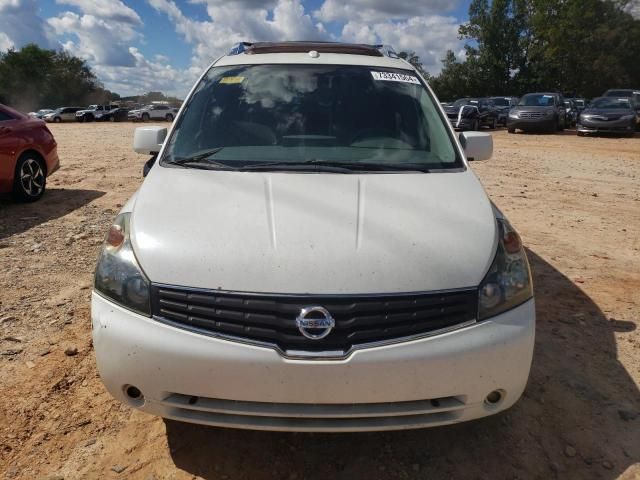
top-left (0, 0), bottom-right (473, 97)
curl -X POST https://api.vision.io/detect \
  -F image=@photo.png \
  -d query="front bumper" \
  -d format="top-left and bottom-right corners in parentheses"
top-left (507, 117), bottom-right (555, 131)
top-left (92, 292), bottom-right (535, 432)
top-left (577, 117), bottom-right (634, 134)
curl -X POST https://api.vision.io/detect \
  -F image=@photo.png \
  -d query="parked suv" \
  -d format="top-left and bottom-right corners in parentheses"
top-left (128, 104), bottom-right (178, 122)
top-left (75, 105), bottom-right (118, 122)
top-left (43, 107), bottom-right (82, 123)
top-left (507, 92), bottom-right (567, 133)
top-left (92, 41), bottom-right (535, 432)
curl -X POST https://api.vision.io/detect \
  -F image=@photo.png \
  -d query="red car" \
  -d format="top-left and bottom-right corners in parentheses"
top-left (0, 103), bottom-right (60, 201)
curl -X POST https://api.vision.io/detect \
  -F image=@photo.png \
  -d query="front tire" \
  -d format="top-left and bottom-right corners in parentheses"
top-left (490, 117), bottom-right (497, 129)
top-left (165, 113), bottom-right (174, 122)
top-left (13, 154), bottom-right (46, 202)
top-left (472, 119), bottom-right (480, 131)
top-left (142, 113), bottom-right (150, 122)
top-left (54, 117), bottom-right (61, 123)
top-left (508, 126), bottom-right (516, 134)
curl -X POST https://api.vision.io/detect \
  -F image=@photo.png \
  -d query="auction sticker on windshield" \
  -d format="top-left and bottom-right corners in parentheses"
top-left (371, 71), bottom-right (420, 84)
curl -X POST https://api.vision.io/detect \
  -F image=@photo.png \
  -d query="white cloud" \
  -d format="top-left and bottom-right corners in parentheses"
top-left (93, 47), bottom-right (199, 96)
top-left (0, 0), bottom-right (59, 50)
top-left (0, 32), bottom-right (14, 51)
top-left (625, 0), bottom-right (640, 18)
top-left (314, 0), bottom-right (458, 23)
top-left (148, 0), bottom-right (329, 70)
top-left (48, 11), bottom-right (139, 66)
top-left (341, 15), bottom-right (461, 74)
top-left (56, 0), bottom-right (141, 24)
top-left (47, 0), bottom-right (144, 67)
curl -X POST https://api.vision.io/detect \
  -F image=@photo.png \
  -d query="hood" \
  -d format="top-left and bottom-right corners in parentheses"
top-left (130, 167), bottom-right (497, 294)
top-left (581, 108), bottom-right (633, 119)
top-left (513, 105), bottom-right (555, 112)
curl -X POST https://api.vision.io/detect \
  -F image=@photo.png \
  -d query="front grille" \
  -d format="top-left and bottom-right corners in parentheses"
top-left (151, 285), bottom-right (478, 356)
top-left (519, 111), bottom-right (543, 119)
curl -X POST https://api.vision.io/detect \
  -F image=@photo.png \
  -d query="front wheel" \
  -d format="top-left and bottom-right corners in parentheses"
top-left (54, 117), bottom-right (61, 123)
top-left (76, 116), bottom-right (84, 123)
top-left (13, 154), bottom-right (46, 202)
top-left (508, 126), bottom-right (516, 134)
top-left (142, 113), bottom-right (150, 122)
top-left (490, 117), bottom-right (497, 129)
top-left (472, 119), bottom-right (480, 131)
top-left (165, 113), bottom-right (174, 122)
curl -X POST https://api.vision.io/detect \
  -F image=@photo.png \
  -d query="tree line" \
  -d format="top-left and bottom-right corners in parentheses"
top-left (428, 0), bottom-right (640, 100)
top-left (0, 44), bottom-right (120, 112)
top-left (0, 44), bottom-right (181, 112)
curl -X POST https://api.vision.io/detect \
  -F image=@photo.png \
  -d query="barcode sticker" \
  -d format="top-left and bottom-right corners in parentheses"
top-left (371, 71), bottom-right (420, 84)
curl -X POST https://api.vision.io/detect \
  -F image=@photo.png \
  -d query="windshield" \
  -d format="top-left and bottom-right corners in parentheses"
top-left (519, 94), bottom-right (555, 107)
top-left (605, 90), bottom-right (632, 97)
top-left (588, 97), bottom-right (631, 109)
top-left (491, 98), bottom-right (509, 107)
top-left (163, 64), bottom-right (461, 171)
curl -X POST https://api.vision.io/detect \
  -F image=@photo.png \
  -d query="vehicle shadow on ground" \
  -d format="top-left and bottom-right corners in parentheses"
top-left (0, 188), bottom-right (104, 240)
top-left (164, 250), bottom-right (639, 480)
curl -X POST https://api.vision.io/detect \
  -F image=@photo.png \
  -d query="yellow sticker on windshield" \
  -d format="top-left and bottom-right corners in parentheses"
top-left (219, 76), bottom-right (245, 84)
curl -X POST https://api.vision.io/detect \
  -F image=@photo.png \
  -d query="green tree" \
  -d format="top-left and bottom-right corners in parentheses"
top-left (0, 44), bottom-right (119, 111)
top-left (430, 0), bottom-right (640, 100)
top-left (397, 51), bottom-right (431, 80)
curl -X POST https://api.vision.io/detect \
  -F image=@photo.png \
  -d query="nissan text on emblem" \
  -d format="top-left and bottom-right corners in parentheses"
top-left (295, 306), bottom-right (335, 340)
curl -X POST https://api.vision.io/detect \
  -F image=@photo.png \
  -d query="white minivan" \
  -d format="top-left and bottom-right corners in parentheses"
top-left (92, 42), bottom-right (535, 432)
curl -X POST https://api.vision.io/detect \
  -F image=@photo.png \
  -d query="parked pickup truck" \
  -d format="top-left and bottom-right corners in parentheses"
top-left (128, 104), bottom-right (178, 122)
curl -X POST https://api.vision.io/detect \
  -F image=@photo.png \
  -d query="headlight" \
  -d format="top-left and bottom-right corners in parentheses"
top-left (620, 114), bottom-right (635, 121)
top-left (508, 111), bottom-right (519, 118)
top-left (94, 213), bottom-right (151, 315)
top-left (545, 110), bottom-right (554, 117)
top-left (478, 219), bottom-right (533, 320)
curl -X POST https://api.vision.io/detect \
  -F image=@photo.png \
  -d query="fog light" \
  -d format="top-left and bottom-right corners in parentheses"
top-left (123, 384), bottom-right (145, 407)
top-left (485, 389), bottom-right (504, 405)
top-left (125, 385), bottom-right (142, 399)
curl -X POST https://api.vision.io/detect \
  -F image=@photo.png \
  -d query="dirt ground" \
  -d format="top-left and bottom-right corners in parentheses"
top-left (0, 123), bottom-right (638, 480)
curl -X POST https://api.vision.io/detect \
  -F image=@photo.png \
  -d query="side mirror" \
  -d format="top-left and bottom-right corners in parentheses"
top-left (133, 126), bottom-right (167, 155)
top-left (459, 131), bottom-right (493, 161)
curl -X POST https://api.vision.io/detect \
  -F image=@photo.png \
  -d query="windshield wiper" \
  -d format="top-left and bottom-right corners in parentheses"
top-left (168, 147), bottom-right (234, 169)
top-left (239, 159), bottom-right (431, 173)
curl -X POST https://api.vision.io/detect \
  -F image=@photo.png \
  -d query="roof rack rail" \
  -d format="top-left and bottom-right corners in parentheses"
top-left (227, 41), bottom-right (399, 58)
top-left (375, 45), bottom-right (399, 59)
top-left (228, 42), bottom-right (253, 56)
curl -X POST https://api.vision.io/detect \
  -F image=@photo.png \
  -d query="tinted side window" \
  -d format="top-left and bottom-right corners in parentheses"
top-left (0, 111), bottom-right (13, 121)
